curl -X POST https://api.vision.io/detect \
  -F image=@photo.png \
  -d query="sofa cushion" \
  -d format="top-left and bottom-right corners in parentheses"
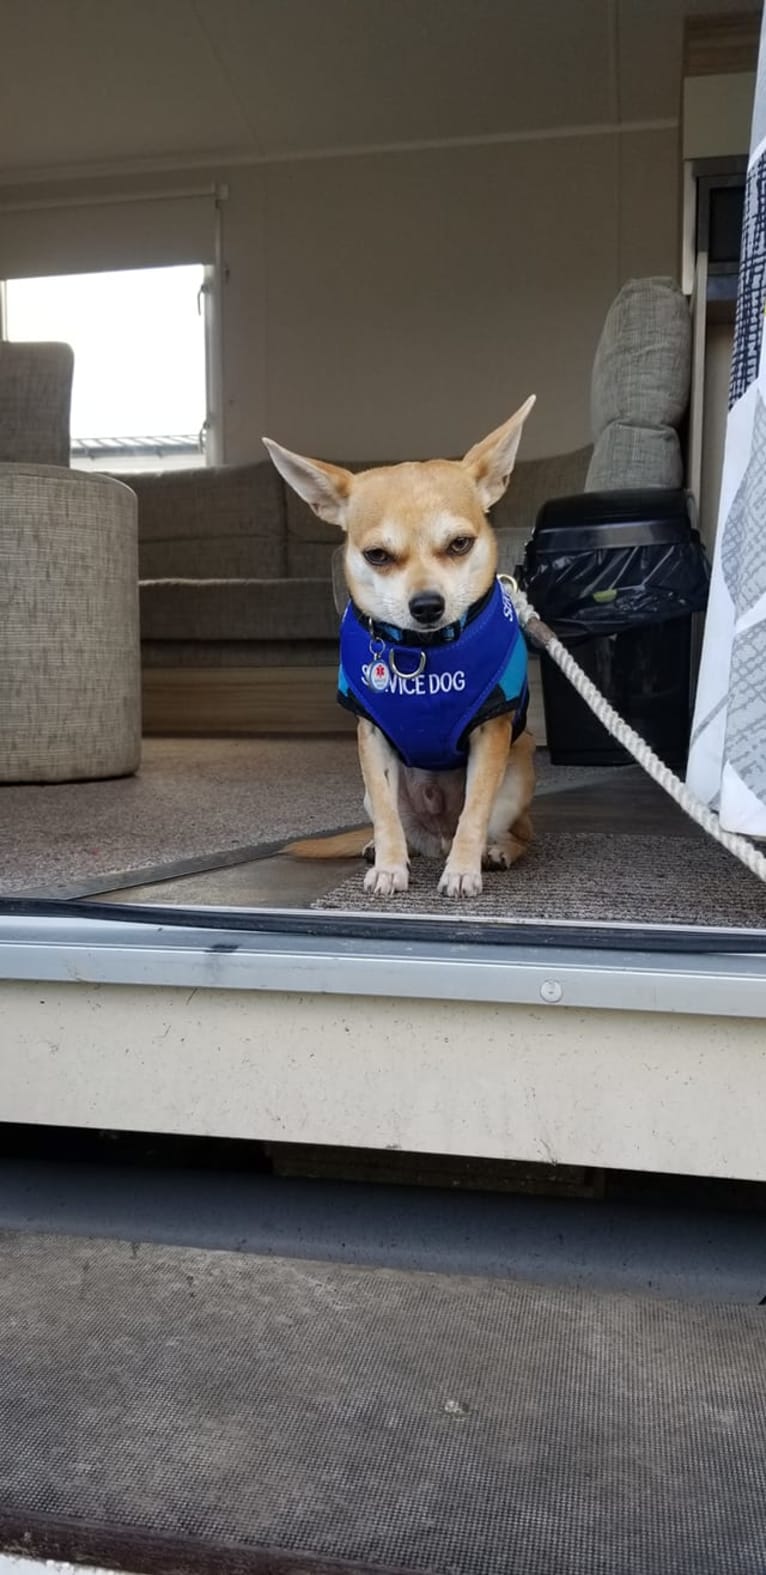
top-left (140, 576), bottom-right (339, 642)
top-left (586, 277), bottom-right (690, 491)
top-left (590, 277), bottom-right (691, 432)
top-left (586, 423), bottom-right (684, 491)
top-left (122, 462), bottom-right (287, 580)
top-left (287, 531), bottom-right (341, 578)
top-left (0, 341), bottom-right (74, 467)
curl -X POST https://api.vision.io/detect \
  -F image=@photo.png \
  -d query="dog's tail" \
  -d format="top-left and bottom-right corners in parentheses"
top-left (284, 827), bottom-right (372, 859)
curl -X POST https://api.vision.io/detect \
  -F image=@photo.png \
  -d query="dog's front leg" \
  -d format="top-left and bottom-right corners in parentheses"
top-left (438, 717), bottom-right (511, 897)
top-left (357, 719), bottom-right (409, 895)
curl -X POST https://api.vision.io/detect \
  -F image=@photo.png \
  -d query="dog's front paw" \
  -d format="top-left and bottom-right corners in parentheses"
top-left (438, 865), bottom-right (483, 898)
top-left (364, 863), bottom-right (409, 896)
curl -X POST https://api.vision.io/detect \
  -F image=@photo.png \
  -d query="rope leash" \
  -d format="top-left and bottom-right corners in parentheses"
top-left (508, 582), bottom-right (766, 888)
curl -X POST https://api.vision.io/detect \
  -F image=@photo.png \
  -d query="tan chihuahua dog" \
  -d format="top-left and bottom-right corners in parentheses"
top-left (264, 397), bottom-right (536, 898)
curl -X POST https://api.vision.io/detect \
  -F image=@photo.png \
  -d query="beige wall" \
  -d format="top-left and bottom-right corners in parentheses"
top-left (220, 126), bottom-right (679, 464)
top-left (0, 126), bottom-right (680, 465)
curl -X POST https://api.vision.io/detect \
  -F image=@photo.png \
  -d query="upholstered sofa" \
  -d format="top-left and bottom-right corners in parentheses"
top-left (134, 445), bottom-right (592, 670)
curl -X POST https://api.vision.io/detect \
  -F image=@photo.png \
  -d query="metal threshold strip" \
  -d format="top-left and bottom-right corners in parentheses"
top-left (1, 900), bottom-right (766, 1017)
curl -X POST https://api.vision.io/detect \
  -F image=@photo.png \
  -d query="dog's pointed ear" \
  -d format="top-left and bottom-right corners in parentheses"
top-left (461, 396), bottom-right (536, 511)
top-left (263, 438), bottom-right (353, 528)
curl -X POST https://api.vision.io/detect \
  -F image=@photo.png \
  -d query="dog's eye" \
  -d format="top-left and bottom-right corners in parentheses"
top-left (363, 547), bottom-right (393, 567)
top-left (446, 535), bottom-right (474, 556)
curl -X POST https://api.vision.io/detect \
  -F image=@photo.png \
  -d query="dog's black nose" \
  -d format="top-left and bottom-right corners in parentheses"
top-left (409, 591), bottom-right (446, 625)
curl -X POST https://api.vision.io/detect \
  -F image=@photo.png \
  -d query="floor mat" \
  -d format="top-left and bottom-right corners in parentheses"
top-left (0, 737), bottom-right (363, 898)
top-left (0, 741), bottom-right (618, 901)
top-left (315, 829), bottom-right (766, 929)
top-left (0, 1232), bottom-right (764, 1575)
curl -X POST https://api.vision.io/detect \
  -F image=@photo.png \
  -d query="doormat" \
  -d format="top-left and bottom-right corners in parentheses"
top-left (0, 1231), bottom-right (765, 1575)
top-left (313, 830), bottom-right (766, 930)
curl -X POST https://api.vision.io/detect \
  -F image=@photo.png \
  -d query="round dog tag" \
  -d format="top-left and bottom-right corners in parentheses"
top-left (369, 660), bottom-right (390, 691)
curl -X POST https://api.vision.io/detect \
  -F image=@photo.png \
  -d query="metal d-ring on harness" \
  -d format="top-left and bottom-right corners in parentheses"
top-left (501, 573), bottom-right (766, 889)
top-left (368, 620), bottom-right (427, 681)
top-left (389, 649), bottom-right (427, 679)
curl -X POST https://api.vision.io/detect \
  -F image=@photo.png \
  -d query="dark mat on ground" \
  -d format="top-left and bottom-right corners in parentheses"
top-left (0, 1232), bottom-right (765, 1575)
top-left (314, 829), bottom-right (766, 929)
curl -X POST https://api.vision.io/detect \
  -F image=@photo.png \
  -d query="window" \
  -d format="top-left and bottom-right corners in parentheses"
top-left (3, 262), bottom-right (208, 470)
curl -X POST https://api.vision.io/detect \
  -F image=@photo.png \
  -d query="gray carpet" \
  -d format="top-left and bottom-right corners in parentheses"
top-left (0, 737), bottom-right (363, 899)
top-left (1, 1232), bottom-right (765, 1575)
top-left (315, 830), bottom-right (766, 929)
top-left (0, 740), bottom-right (618, 901)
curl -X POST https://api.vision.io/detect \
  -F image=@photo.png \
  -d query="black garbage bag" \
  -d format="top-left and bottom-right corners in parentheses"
top-left (519, 489), bottom-right (710, 640)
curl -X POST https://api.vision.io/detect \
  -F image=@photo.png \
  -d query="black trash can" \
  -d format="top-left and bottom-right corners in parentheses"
top-left (520, 489), bottom-right (710, 769)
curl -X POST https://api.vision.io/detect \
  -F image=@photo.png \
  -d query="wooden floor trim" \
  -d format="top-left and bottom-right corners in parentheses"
top-left (142, 665), bottom-right (547, 739)
top-left (142, 666), bottom-right (355, 735)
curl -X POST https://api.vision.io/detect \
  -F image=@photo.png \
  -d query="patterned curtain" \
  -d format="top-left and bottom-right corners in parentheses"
top-left (687, 10), bottom-right (766, 837)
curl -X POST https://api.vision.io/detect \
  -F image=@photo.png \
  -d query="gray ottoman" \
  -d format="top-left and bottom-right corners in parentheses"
top-left (0, 464), bottom-right (141, 782)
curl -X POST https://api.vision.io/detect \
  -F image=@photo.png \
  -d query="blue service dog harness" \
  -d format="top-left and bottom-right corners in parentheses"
top-left (338, 576), bottom-right (529, 772)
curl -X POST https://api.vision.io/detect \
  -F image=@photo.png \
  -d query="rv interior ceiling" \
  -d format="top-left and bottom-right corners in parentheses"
top-left (0, 0), bottom-right (758, 175)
